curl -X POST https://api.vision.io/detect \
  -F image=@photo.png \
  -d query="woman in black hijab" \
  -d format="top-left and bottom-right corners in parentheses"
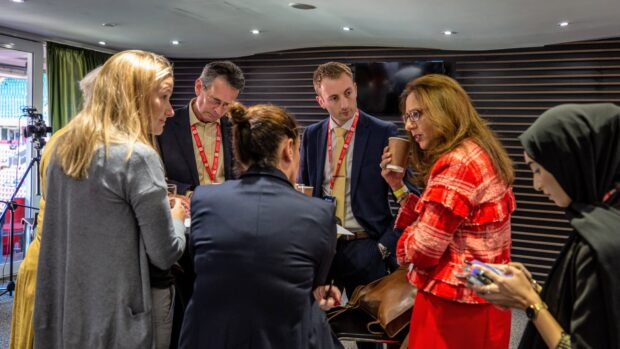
top-left (465, 103), bottom-right (620, 349)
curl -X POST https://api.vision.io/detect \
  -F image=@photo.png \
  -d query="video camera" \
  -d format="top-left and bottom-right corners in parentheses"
top-left (22, 107), bottom-right (52, 143)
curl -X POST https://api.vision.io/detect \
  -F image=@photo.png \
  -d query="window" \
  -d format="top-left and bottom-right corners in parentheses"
top-left (0, 35), bottom-right (44, 276)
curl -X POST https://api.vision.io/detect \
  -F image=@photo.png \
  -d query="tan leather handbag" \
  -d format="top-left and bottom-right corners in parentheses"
top-left (328, 266), bottom-right (417, 338)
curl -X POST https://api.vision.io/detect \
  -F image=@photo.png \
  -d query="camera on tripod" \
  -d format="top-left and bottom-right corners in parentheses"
top-left (22, 107), bottom-right (52, 142)
top-left (0, 107), bottom-right (49, 296)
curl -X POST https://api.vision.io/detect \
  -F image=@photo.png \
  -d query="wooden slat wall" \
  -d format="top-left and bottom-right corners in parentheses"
top-left (170, 37), bottom-right (620, 283)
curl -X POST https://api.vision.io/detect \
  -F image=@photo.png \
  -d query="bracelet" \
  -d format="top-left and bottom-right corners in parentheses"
top-left (393, 185), bottom-right (409, 200)
top-left (396, 192), bottom-right (410, 204)
top-left (525, 301), bottom-right (548, 320)
top-left (555, 332), bottom-right (571, 349)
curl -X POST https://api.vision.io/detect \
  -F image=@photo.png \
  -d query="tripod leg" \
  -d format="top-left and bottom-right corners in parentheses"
top-left (0, 203), bottom-right (17, 296)
top-left (0, 157), bottom-right (38, 296)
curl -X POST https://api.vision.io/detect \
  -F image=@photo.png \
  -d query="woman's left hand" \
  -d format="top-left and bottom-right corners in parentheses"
top-left (467, 264), bottom-right (542, 310)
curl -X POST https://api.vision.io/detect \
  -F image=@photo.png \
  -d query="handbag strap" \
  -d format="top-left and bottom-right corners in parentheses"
top-left (366, 320), bottom-right (385, 335)
top-left (326, 302), bottom-right (360, 321)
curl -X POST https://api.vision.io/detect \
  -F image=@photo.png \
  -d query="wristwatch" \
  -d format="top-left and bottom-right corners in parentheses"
top-left (525, 301), bottom-right (548, 320)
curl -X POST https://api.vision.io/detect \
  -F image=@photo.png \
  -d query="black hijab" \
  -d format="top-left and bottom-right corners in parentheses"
top-left (519, 103), bottom-right (620, 204)
top-left (519, 103), bottom-right (620, 348)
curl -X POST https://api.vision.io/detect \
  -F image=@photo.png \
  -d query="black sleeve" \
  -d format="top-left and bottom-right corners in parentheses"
top-left (298, 127), bottom-right (311, 186)
top-left (570, 242), bottom-right (610, 348)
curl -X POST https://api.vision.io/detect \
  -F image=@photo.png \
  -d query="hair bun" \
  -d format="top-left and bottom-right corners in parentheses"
top-left (228, 102), bottom-right (248, 125)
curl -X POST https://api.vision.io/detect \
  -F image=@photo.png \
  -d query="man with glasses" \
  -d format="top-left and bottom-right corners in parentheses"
top-left (298, 61), bottom-right (407, 349)
top-left (159, 61), bottom-right (245, 194)
top-left (157, 61), bottom-right (245, 348)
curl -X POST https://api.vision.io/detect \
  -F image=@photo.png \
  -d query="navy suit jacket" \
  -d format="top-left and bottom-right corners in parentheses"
top-left (298, 110), bottom-right (400, 254)
top-left (157, 103), bottom-right (236, 348)
top-left (180, 166), bottom-right (340, 349)
top-left (157, 104), bottom-right (235, 194)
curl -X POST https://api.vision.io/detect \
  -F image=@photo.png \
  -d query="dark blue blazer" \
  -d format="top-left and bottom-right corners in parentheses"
top-left (157, 104), bottom-right (236, 348)
top-left (298, 111), bottom-right (400, 253)
top-left (157, 104), bottom-right (235, 194)
top-left (180, 166), bottom-right (340, 349)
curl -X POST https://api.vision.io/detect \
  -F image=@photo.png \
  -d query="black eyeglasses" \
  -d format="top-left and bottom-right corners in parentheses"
top-left (403, 109), bottom-right (423, 123)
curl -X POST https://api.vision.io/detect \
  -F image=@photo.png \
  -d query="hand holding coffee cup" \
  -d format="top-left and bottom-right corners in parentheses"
top-left (386, 137), bottom-right (410, 172)
top-left (380, 143), bottom-right (408, 191)
top-left (295, 184), bottom-right (314, 197)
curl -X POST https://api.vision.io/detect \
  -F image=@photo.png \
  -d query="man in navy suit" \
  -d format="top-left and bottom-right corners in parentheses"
top-left (157, 61), bottom-right (245, 348)
top-left (158, 61), bottom-right (245, 194)
top-left (298, 62), bottom-right (400, 348)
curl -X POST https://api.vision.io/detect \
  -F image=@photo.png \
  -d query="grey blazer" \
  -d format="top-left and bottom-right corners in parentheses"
top-left (33, 143), bottom-right (185, 349)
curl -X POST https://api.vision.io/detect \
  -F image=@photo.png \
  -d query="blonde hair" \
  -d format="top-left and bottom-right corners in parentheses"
top-left (401, 74), bottom-right (514, 186)
top-left (54, 50), bottom-right (173, 179)
top-left (312, 62), bottom-right (352, 95)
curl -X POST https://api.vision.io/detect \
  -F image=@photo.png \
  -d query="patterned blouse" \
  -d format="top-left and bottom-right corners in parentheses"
top-left (396, 140), bottom-right (515, 304)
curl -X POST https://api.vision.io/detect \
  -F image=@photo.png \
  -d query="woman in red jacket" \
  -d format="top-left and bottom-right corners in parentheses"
top-left (381, 74), bottom-right (515, 349)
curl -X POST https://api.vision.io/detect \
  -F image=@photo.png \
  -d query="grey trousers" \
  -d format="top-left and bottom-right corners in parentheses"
top-left (151, 286), bottom-right (175, 349)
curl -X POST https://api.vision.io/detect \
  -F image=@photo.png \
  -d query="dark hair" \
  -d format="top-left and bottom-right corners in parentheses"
top-left (313, 62), bottom-right (353, 94)
top-left (200, 61), bottom-right (245, 91)
top-left (228, 103), bottom-right (299, 171)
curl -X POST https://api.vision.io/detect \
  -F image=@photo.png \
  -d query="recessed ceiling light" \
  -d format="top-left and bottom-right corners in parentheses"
top-left (98, 41), bottom-right (107, 46)
top-left (11, 0), bottom-right (25, 3)
top-left (251, 29), bottom-right (261, 35)
top-left (443, 30), bottom-right (456, 36)
top-left (102, 23), bottom-right (117, 28)
top-left (288, 3), bottom-right (316, 10)
top-left (171, 40), bottom-right (180, 45)
top-left (559, 21), bottom-right (569, 27)
top-left (342, 26), bottom-right (353, 31)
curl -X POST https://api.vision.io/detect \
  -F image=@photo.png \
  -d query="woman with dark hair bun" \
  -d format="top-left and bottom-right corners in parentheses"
top-left (180, 103), bottom-right (343, 349)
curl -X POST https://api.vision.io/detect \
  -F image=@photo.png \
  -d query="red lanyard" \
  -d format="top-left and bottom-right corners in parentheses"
top-left (327, 111), bottom-right (359, 191)
top-left (191, 123), bottom-right (221, 182)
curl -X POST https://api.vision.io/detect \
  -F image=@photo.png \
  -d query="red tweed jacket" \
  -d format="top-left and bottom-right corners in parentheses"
top-left (396, 140), bottom-right (515, 304)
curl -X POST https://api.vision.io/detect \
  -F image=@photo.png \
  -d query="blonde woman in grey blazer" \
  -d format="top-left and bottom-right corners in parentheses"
top-left (33, 50), bottom-right (186, 349)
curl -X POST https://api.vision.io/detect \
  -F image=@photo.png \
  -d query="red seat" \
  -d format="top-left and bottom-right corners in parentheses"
top-left (2, 197), bottom-right (25, 256)
top-left (2, 197), bottom-right (25, 233)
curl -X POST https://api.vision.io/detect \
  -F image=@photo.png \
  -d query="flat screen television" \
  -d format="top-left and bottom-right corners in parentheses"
top-left (353, 61), bottom-right (454, 116)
